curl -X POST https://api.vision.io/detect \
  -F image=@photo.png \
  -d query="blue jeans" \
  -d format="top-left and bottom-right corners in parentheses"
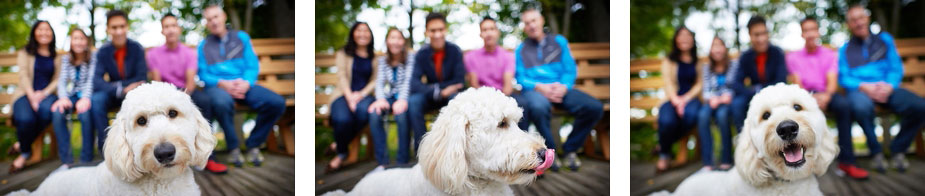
top-left (518, 89), bottom-right (604, 153)
top-left (52, 95), bottom-right (93, 164)
top-left (368, 98), bottom-right (410, 165)
top-left (202, 85), bottom-right (287, 150)
top-left (731, 92), bottom-right (755, 133)
top-left (330, 95), bottom-right (374, 157)
top-left (697, 103), bottom-right (731, 166)
top-left (13, 95), bottom-right (56, 157)
top-left (657, 100), bottom-right (701, 158)
top-left (407, 92), bottom-right (455, 155)
top-left (846, 88), bottom-right (925, 156)
top-left (90, 88), bottom-right (123, 158)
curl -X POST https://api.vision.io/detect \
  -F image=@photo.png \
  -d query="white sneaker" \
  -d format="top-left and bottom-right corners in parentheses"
top-left (228, 149), bottom-right (243, 167)
top-left (247, 148), bottom-right (265, 167)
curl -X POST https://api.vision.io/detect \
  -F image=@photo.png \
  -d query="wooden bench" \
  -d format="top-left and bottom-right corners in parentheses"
top-left (314, 42), bottom-right (611, 163)
top-left (630, 38), bottom-right (925, 164)
top-left (0, 38), bottom-right (297, 166)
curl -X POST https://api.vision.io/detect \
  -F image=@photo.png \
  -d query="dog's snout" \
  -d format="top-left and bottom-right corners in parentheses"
top-left (154, 143), bottom-right (176, 164)
top-left (536, 149), bottom-right (547, 163)
top-left (776, 120), bottom-right (799, 141)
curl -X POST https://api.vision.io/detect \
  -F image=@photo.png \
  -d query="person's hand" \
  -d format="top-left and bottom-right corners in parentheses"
top-left (27, 92), bottom-right (42, 112)
top-left (75, 98), bottom-right (91, 114)
top-left (51, 98), bottom-right (72, 113)
top-left (123, 81), bottom-right (144, 95)
top-left (548, 83), bottom-right (567, 103)
top-left (367, 99), bottom-right (390, 115)
top-left (871, 83), bottom-right (893, 103)
top-left (441, 84), bottom-right (464, 98)
top-left (858, 83), bottom-right (878, 97)
top-left (184, 87), bottom-right (195, 95)
top-left (228, 79), bottom-right (250, 99)
top-left (392, 99), bottom-right (408, 115)
top-left (709, 97), bottom-right (721, 109)
top-left (720, 93), bottom-right (733, 104)
top-left (812, 93), bottom-right (832, 110)
top-left (676, 100), bottom-right (687, 117)
top-left (218, 80), bottom-right (236, 92)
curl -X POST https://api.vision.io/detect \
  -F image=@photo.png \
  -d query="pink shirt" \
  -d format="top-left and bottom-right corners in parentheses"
top-left (146, 44), bottom-right (198, 89)
top-left (463, 45), bottom-right (515, 90)
top-left (786, 46), bottom-right (837, 92)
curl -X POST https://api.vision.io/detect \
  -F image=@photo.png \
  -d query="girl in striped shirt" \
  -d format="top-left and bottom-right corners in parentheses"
top-left (50, 29), bottom-right (96, 166)
top-left (367, 28), bottom-right (415, 171)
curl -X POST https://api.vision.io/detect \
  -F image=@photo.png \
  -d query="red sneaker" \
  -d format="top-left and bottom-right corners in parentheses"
top-left (205, 160), bottom-right (229, 174)
top-left (838, 163), bottom-right (868, 180)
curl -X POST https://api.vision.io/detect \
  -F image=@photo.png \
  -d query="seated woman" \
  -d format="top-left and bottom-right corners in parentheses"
top-left (10, 21), bottom-right (61, 173)
top-left (696, 36), bottom-right (738, 171)
top-left (656, 26), bottom-right (702, 172)
top-left (367, 28), bottom-right (415, 171)
top-left (50, 29), bottom-right (96, 167)
top-left (328, 22), bottom-right (377, 171)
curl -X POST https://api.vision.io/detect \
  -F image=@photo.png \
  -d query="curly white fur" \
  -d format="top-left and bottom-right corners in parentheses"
top-left (324, 87), bottom-right (553, 196)
top-left (658, 84), bottom-right (838, 196)
top-left (8, 82), bottom-right (217, 196)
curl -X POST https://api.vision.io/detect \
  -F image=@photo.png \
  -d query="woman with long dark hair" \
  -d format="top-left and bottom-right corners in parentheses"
top-left (656, 26), bottom-right (703, 172)
top-left (10, 20), bottom-right (62, 173)
top-left (327, 22), bottom-right (378, 171)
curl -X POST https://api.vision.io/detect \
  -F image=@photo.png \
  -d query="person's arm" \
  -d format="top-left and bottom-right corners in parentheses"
top-left (514, 46), bottom-right (538, 90)
top-left (883, 34), bottom-right (904, 88)
top-left (335, 51), bottom-right (354, 95)
top-left (184, 50), bottom-right (198, 91)
top-left (661, 59), bottom-right (679, 100)
top-left (731, 56), bottom-right (751, 95)
top-left (501, 51), bottom-right (515, 95)
top-left (772, 47), bottom-right (789, 85)
top-left (124, 43), bottom-right (148, 86)
top-left (399, 54), bottom-right (415, 101)
top-left (463, 54), bottom-right (481, 88)
top-left (93, 50), bottom-right (117, 94)
top-left (147, 50), bottom-right (162, 82)
top-left (837, 46), bottom-right (860, 91)
top-left (825, 53), bottom-right (838, 94)
top-left (17, 51), bottom-right (35, 96)
top-left (700, 65), bottom-right (716, 100)
top-left (56, 55), bottom-right (70, 99)
top-left (82, 55), bottom-right (97, 98)
top-left (439, 46), bottom-right (466, 88)
top-left (239, 32), bottom-right (259, 85)
top-left (197, 44), bottom-right (219, 87)
top-left (556, 36), bottom-right (577, 89)
top-left (373, 58), bottom-right (386, 100)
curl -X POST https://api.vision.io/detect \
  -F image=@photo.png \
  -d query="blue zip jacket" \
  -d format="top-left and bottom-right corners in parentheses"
top-left (197, 30), bottom-right (259, 87)
top-left (515, 34), bottom-right (576, 90)
top-left (94, 39), bottom-right (148, 97)
top-left (838, 32), bottom-right (903, 91)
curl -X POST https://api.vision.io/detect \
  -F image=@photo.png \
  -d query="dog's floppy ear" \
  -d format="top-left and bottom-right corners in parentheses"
top-left (104, 118), bottom-right (143, 182)
top-left (735, 116), bottom-right (771, 186)
top-left (418, 106), bottom-right (472, 195)
top-left (810, 110), bottom-right (838, 176)
top-left (191, 110), bottom-right (217, 170)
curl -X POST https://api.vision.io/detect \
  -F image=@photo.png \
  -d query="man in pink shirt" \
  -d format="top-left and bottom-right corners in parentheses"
top-left (786, 17), bottom-right (862, 179)
top-left (464, 16), bottom-right (515, 95)
top-left (146, 13), bottom-right (229, 174)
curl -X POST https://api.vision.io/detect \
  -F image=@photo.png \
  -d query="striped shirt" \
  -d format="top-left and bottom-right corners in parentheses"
top-left (58, 53), bottom-right (96, 99)
top-left (701, 59), bottom-right (739, 100)
top-left (374, 53), bottom-right (415, 100)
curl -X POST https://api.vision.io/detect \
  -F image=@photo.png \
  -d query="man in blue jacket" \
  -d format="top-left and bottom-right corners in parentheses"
top-left (198, 5), bottom-right (286, 167)
top-left (407, 12), bottom-right (467, 155)
top-left (731, 16), bottom-right (789, 132)
top-left (91, 10), bottom-right (148, 156)
top-left (839, 5), bottom-right (925, 173)
top-left (514, 8), bottom-right (603, 172)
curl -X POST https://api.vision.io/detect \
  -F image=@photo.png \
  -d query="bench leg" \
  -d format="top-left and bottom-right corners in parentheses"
top-left (880, 115), bottom-right (893, 154)
top-left (597, 121), bottom-right (610, 160)
top-left (916, 131), bottom-right (925, 158)
top-left (266, 129), bottom-right (280, 153)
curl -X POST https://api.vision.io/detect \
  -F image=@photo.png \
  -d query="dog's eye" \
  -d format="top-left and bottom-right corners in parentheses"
top-left (137, 116), bottom-right (147, 126)
top-left (762, 112), bottom-right (771, 120)
top-left (498, 120), bottom-right (509, 129)
top-left (793, 104), bottom-right (803, 111)
top-left (168, 109), bottom-right (178, 118)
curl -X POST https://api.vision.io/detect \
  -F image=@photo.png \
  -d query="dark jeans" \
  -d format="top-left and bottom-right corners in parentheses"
top-left (657, 100), bottom-right (701, 158)
top-left (203, 85), bottom-right (287, 150)
top-left (52, 95), bottom-right (93, 164)
top-left (368, 97), bottom-right (410, 165)
top-left (845, 88), bottom-right (925, 157)
top-left (331, 95), bottom-right (374, 157)
top-left (13, 95), bottom-right (56, 157)
top-left (407, 92), bottom-right (455, 155)
top-left (696, 103), bottom-right (732, 166)
top-left (731, 92), bottom-right (755, 133)
top-left (90, 88), bottom-right (123, 158)
top-left (516, 89), bottom-right (604, 153)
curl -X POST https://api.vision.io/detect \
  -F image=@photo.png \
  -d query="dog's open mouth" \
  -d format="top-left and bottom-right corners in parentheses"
top-left (779, 143), bottom-right (806, 167)
top-left (523, 149), bottom-right (555, 175)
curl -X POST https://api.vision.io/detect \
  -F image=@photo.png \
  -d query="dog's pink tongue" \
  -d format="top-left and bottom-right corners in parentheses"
top-left (534, 149), bottom-right (555, 174)
top-left (783, 147), bottom-right (803, 162)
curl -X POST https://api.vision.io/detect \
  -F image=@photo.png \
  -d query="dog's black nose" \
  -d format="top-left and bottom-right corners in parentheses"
top-left (777, 120), bottom-right (799, 141)
top-left (154, 143), bottom-right (176, 164)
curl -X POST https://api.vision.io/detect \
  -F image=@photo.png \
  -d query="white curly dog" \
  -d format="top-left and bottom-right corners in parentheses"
top-left (9, 82), bottom-right (216, 195)
top-left (658, 84), bottom-right (838, 196)
top-left (325, 87), bottom-right (556, 196)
